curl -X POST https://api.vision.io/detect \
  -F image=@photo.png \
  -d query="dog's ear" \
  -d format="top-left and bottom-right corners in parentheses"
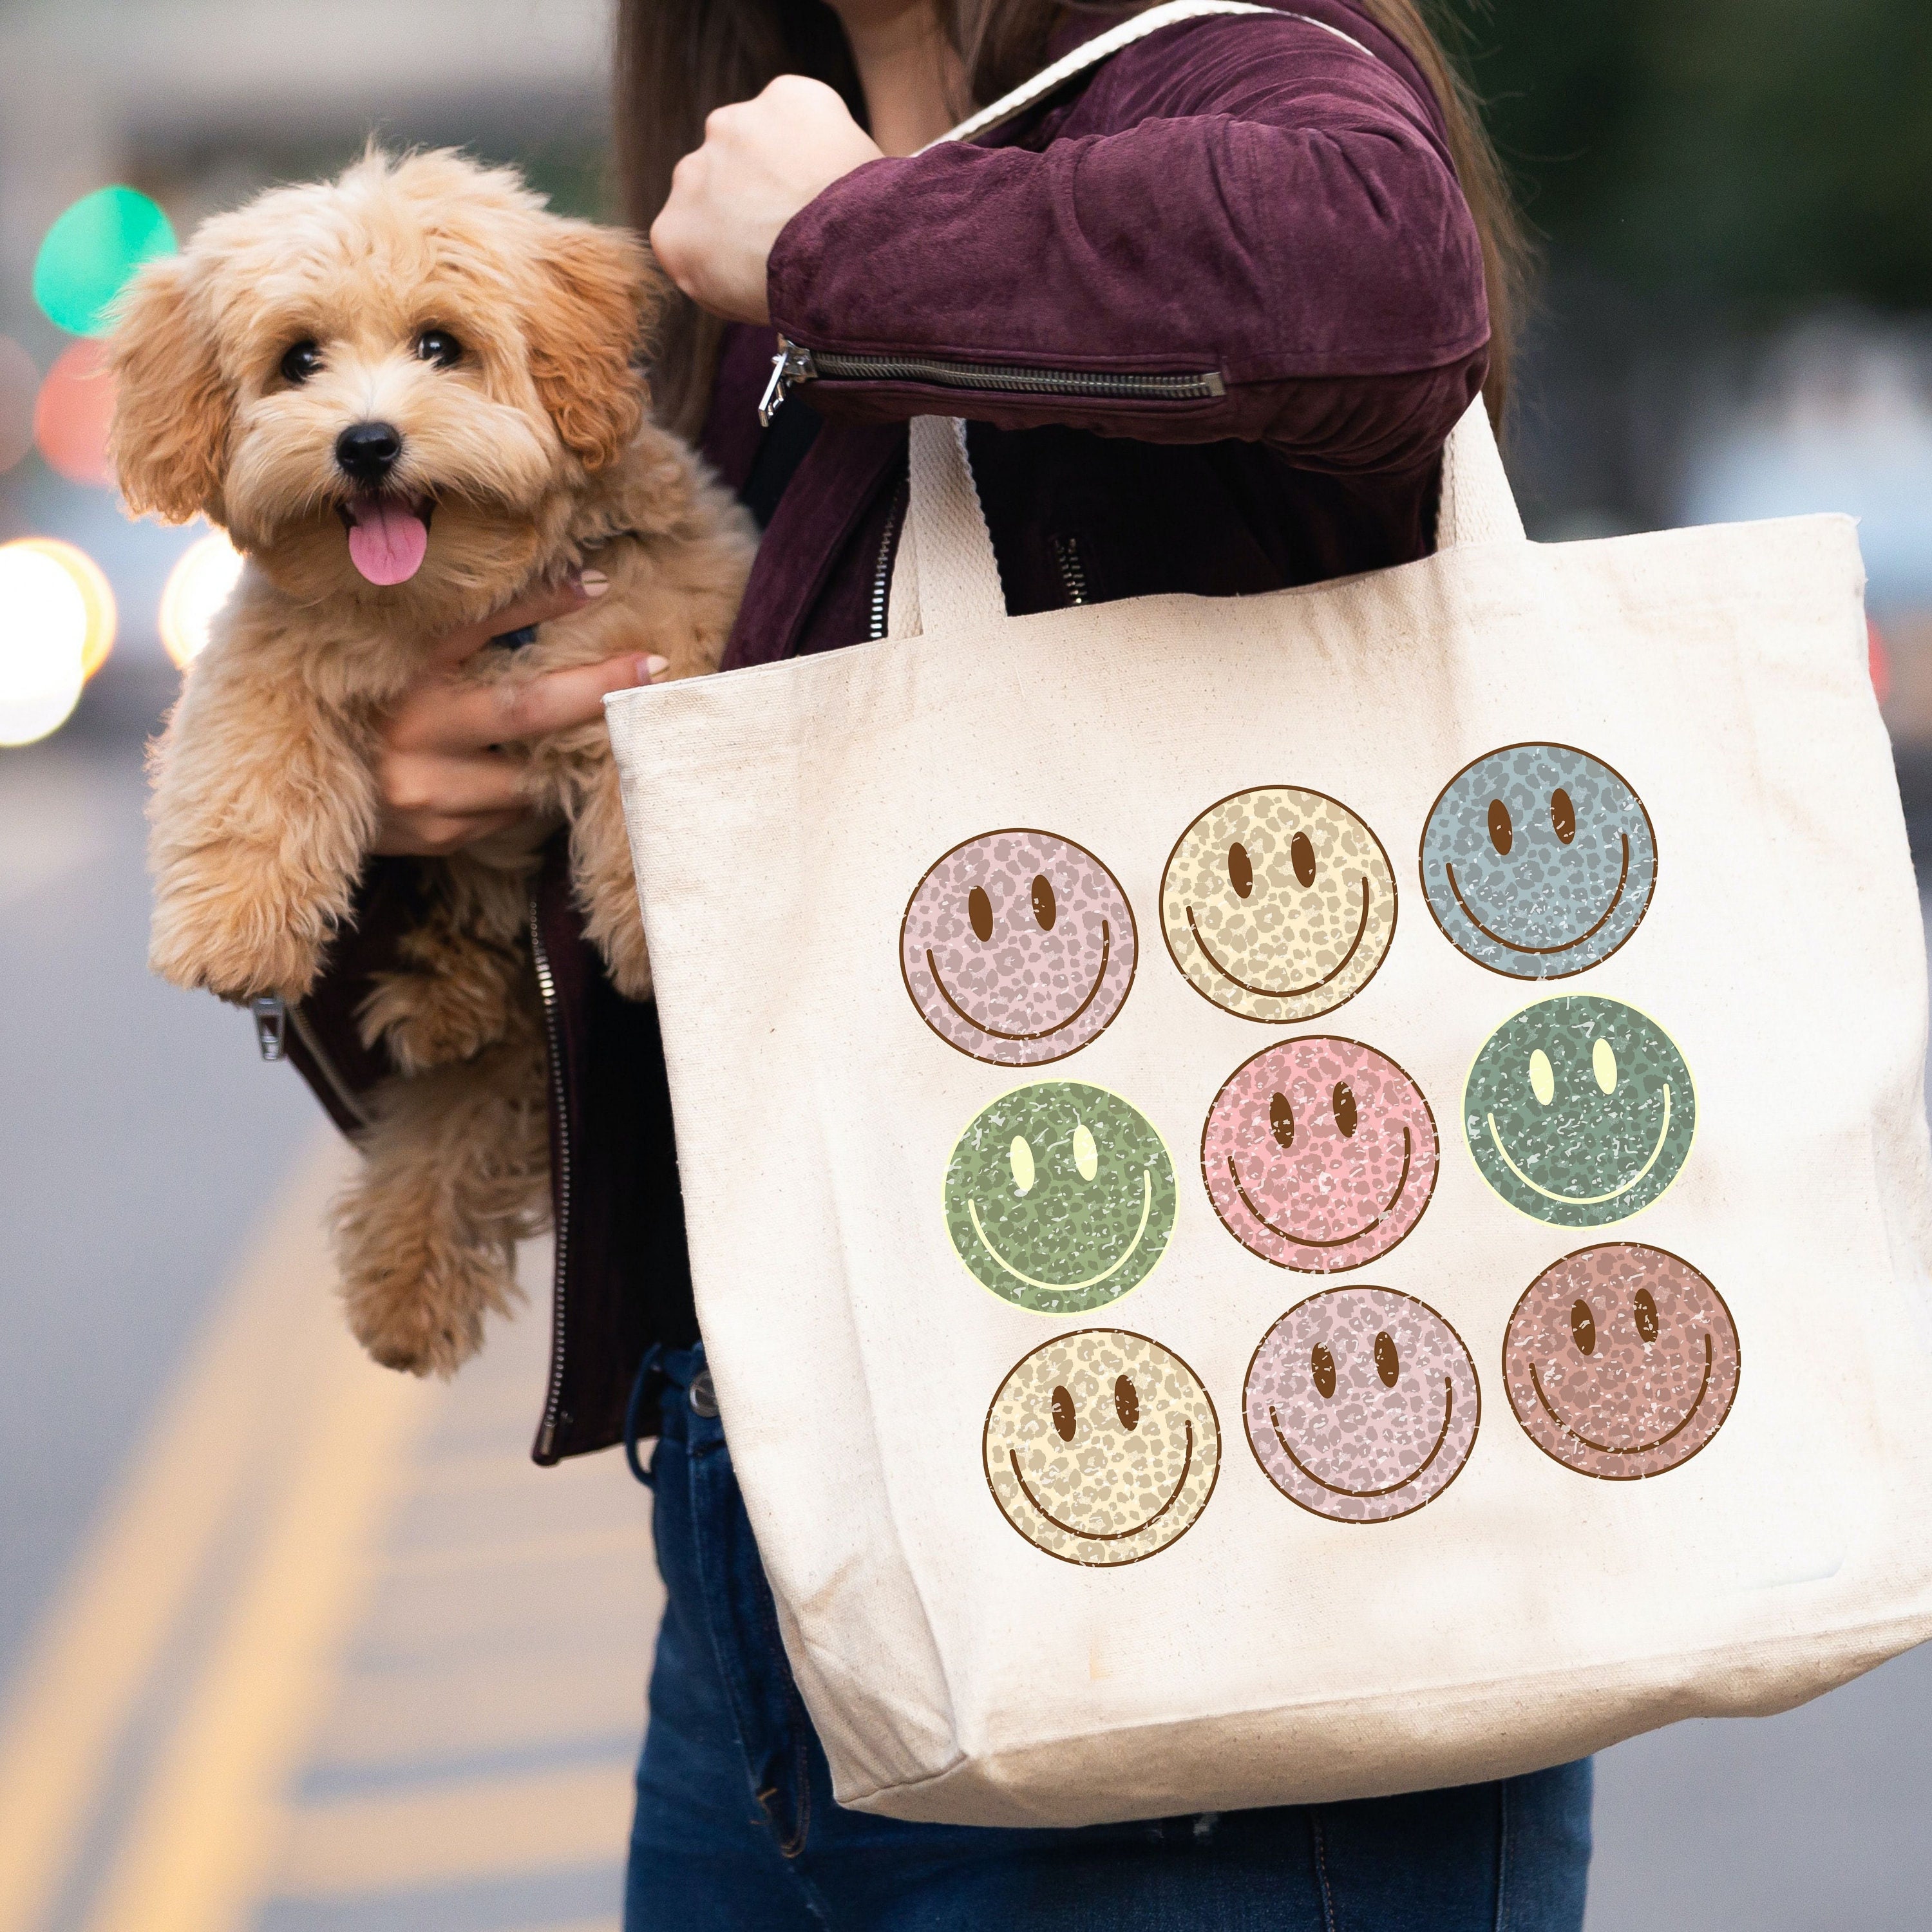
top-left (108, 256), bottom-right (231, 524)
top-left (526, 222), bottom-right (656, 471)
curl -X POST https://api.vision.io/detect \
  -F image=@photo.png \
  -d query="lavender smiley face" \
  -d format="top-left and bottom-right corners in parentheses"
top-left (1244, 1287), bottom-right (1480, 1522)
top-left (901, 829), bottom-right (1137, 1064)
top-left (1201, 1038), bottom-right (1439, 1271)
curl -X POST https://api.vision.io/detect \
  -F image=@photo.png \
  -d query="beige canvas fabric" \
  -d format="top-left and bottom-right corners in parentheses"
top-left (605, 5), bottom-right (1932, 1828)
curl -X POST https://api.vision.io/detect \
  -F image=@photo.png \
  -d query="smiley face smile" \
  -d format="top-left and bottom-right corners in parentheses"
top-left (1531, 1332), bottom-right (1711, 1455)
top-left (1270, 1376), bottom-right (1454, 1497)
top-left (1010, 1421), bottom-right (1195, 1540)
top-left (1486, 1083), bottom-right (1672, 1206)
top-left (1185, 876), bottom-right (1370, 999)
top-left (969, 1169), bottom-right (1153, 1291)
top-left (1228, 1127), bottom-right (1412, 1249)
top-left (1446, 831), bottom-right (1630, 957)
top-left (926, 919), bottom-right (1113, 1043)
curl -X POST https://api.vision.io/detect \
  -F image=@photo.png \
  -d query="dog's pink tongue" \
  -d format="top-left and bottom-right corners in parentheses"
top-left (346, 497), bottom-right (428, 585)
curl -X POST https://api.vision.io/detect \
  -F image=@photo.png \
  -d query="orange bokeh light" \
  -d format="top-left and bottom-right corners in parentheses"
top-left (34, 339), bottom-right (117, 488)
top-left (15, 538), bottom-right (117, 677)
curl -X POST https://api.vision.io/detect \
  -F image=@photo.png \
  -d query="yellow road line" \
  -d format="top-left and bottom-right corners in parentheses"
top-left (270, 1761), bottom-right (635, 1898)
top-left (0, 1135), bottom-right (352, 1932)
top-left (78, 1283), bottom-right (435, 1932)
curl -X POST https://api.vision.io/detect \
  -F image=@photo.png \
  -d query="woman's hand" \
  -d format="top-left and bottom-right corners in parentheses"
top-left (650, 76), bottom-right (884, 325)
top-left (371, 572), bottom-right (666, 857)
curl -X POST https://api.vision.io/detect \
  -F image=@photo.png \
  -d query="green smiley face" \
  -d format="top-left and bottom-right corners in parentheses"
top-left (1464, 997), bottom-right (1696, 1227)
top-left (944, 1083), bottom-right (1178, 1313)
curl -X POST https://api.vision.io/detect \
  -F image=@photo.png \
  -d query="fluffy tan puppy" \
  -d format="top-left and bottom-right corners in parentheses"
top-left (112, 150), bottom-right (753, 1376)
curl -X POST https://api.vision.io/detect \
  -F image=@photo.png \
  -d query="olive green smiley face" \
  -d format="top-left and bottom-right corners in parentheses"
top-left (944, 1083), bottom-right (1178, 1314)
top-left (1464, 997), bottom-right (1696, 1227)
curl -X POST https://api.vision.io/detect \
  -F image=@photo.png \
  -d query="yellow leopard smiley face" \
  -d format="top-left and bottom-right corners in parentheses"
top-left (1162, 788), bottom-right (1397, 1022)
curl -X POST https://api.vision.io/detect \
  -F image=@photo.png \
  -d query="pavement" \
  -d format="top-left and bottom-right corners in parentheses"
top-left (2, 699), bottom-right (1929, 1930)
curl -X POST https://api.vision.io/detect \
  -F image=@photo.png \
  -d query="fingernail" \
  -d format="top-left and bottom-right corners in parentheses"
top-left (641, 654), bottom-right (670, 681)
top-left (580, 568), bottom-right (610, 598)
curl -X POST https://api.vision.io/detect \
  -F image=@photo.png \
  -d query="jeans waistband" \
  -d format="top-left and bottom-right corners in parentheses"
top-left (625, 1340), bottom-right (711, 1487)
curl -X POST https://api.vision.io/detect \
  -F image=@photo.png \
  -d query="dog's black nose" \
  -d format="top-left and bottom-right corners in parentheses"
top-left (335, 421), bottom-right (402, 484)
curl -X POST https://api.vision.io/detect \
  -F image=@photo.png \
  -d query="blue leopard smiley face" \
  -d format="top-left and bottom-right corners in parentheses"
top-left (1419, 744), bottom-right (1657, 979)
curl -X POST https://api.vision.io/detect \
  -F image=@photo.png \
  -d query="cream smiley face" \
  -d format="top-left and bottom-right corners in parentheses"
top-left (1161, 788), bottom-right (1397, 1022)
top-left (983, 1330), bottom-right (1220, 1564)
top-left (1244, 1288), bottom-right (1481, 1522)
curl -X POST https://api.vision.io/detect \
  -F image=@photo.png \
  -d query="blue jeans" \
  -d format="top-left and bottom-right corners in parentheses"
top-left (625, 1347), bottom-right (1591, 1931)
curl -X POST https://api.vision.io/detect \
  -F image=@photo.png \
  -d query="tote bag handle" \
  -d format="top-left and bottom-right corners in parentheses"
top-left (886, 0), bottom-right (1528, 639)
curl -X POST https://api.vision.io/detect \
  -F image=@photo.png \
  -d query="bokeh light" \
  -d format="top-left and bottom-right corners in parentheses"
top-left (15, 538), bottom-right (118, 678)
top-left (33, 185), bottom-right (176, 338)
top-left (0, 336), bottom-right (35, 472)
top-left (34, 340), bottom-right (116, 487)
top-left (0, 540), bottom-right (90, 746)
top-left (160, 527), bottom-right (245, 670)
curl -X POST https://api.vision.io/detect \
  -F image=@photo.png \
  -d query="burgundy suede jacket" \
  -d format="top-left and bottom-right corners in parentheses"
top-left (286, 0), bottom-right (1489, 1463)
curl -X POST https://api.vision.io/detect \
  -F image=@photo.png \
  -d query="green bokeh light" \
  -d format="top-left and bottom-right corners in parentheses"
top-left (33, 187), bottom-right (177, 338)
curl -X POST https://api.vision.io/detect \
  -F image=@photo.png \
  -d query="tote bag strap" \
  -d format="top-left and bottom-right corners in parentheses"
top-left (887, 0), bottom-right (1527, 639)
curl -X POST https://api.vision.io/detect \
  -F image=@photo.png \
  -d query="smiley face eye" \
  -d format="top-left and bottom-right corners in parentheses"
top-left (1530, 1049), bottom-right (1555, 1106)
top-left (1009, 1136), bottom-right (1036, 1195)
top-left (1593, 1038), bottom-right (1617, 1094)
top-left (1571, 1299), bottom-right (1597, 1354)
top-left (1633, 1287), bottom-right (1660, 1342)
top-left (1488, 799), bottom-right (1513, 855)
top-left (1072, 1122), bottom-right (1098, 1182)
top-left (1332, 1082), bottom-right (1358, 1137)
top-left (1269, 1091), bottom-right (1294, 1150)
top-left (1290, 831), bottom-right (1316, 889)
top-left (1115, 1375), bottom-right (1139, 1430)
top-left (1551, 788), bottom-right (1577, 844)
top-left (1311, 1344), bottom-right (1336, 1399)
top-left (1030, 874), bottom-right (1056, 931)
top-left (1374, 1331), bottom-right (1399, 1387)
top-left (1228, 842), bottom-right (1253, 898)
top-left (1051, 1385), bottom-right (1076, 1441)
top-left (968, 886), bottom-right (994, 942)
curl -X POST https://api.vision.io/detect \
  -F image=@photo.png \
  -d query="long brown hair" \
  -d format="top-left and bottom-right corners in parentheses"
top-left (617, 0), bottom-right (1528, 439)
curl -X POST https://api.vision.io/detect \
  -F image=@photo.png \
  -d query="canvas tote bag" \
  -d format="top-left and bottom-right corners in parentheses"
top-left (605, 1), bottom-right (1932, 1827)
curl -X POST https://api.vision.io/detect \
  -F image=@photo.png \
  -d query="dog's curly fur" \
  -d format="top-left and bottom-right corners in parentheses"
top-left (113, 150), bottom-right (754, 1376)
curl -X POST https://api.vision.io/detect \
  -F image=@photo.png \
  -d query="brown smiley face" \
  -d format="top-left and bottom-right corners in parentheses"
top-left (1502, 1244), bottom-right (1740, 1479)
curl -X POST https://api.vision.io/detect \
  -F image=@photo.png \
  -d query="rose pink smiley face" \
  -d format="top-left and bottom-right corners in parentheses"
top-left (900, 829), bottom-right (1137, 1065)
top-left (1245, 1287), bottom-right (1481, 1523)
top-left (1201, 1039), bottom-right (1440, 1271)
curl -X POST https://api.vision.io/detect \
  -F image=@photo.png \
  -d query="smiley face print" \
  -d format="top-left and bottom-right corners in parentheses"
top-left (1161, 788), bottom-right (1397, 1023)
top-left (1502, 1245), bottom-right (1740, 1479)
top-left (1201, 1038), bottom-right (1439, 1272)
top-left (983, 1331), bottom-right (1220, 1564)
top-left (1244, 1288), bottom-right (1479, 1523)
top-left (1465, 998), bottom-right (1696, 1227)
top-left (901, 829), bottom-right (1137, 1065)
top-left (1420, 744), bottom-right (1657, 979)
top-left (944, 1083), bottom-right (1178, 1314)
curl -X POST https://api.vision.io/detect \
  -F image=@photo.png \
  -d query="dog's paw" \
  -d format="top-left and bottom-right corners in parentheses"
top-left (148, 891), bottom-right (326, 1001)
top-left (361, 970), bottom-right (513, 1074)
top-left (341, 1247), bottom-right (508, 1378)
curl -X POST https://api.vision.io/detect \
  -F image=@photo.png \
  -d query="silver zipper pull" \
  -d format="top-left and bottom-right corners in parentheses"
top-left (757, 338), bottom-right (815, 427)
top-left (252, 994), bottom-right (287, 1062)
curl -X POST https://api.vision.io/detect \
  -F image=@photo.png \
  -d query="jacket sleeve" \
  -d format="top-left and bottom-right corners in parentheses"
top-left (765, 9), bottom-right (1488, 473)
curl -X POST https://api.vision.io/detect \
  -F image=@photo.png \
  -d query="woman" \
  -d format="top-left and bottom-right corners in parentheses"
top-left (288, 1), bottom-right (1593, 1923)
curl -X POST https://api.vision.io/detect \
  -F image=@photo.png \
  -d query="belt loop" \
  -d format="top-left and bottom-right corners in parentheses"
top-left (624, 1343), bottom-right (665, 1488)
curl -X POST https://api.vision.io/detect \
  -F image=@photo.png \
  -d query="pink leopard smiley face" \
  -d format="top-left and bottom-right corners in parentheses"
top-left (1201, 1039), bottom-right (1440, 1271)
top-left (1245, 1287), bottom-right (1481, 1523)
top-left (900, 829), bottom-right (1137, 1065)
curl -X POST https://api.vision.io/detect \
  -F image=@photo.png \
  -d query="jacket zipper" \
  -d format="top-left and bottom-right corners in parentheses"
top-left (287, 1001), bottom-right (371, 1129)
top-left (1053, 533), bottom-right (1090, 606)
top-left (529, 889), bottom-right (572, 1462)
top-left (868, 482), bottom-right (906, 640)
top-left (761, 337), bottom-right (1224, 426)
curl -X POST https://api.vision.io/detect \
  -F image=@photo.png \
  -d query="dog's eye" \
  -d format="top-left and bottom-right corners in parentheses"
top-left (415, 330), bottom-right (462, 369)
top-left (279, 339), bottom-right (321, 384)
